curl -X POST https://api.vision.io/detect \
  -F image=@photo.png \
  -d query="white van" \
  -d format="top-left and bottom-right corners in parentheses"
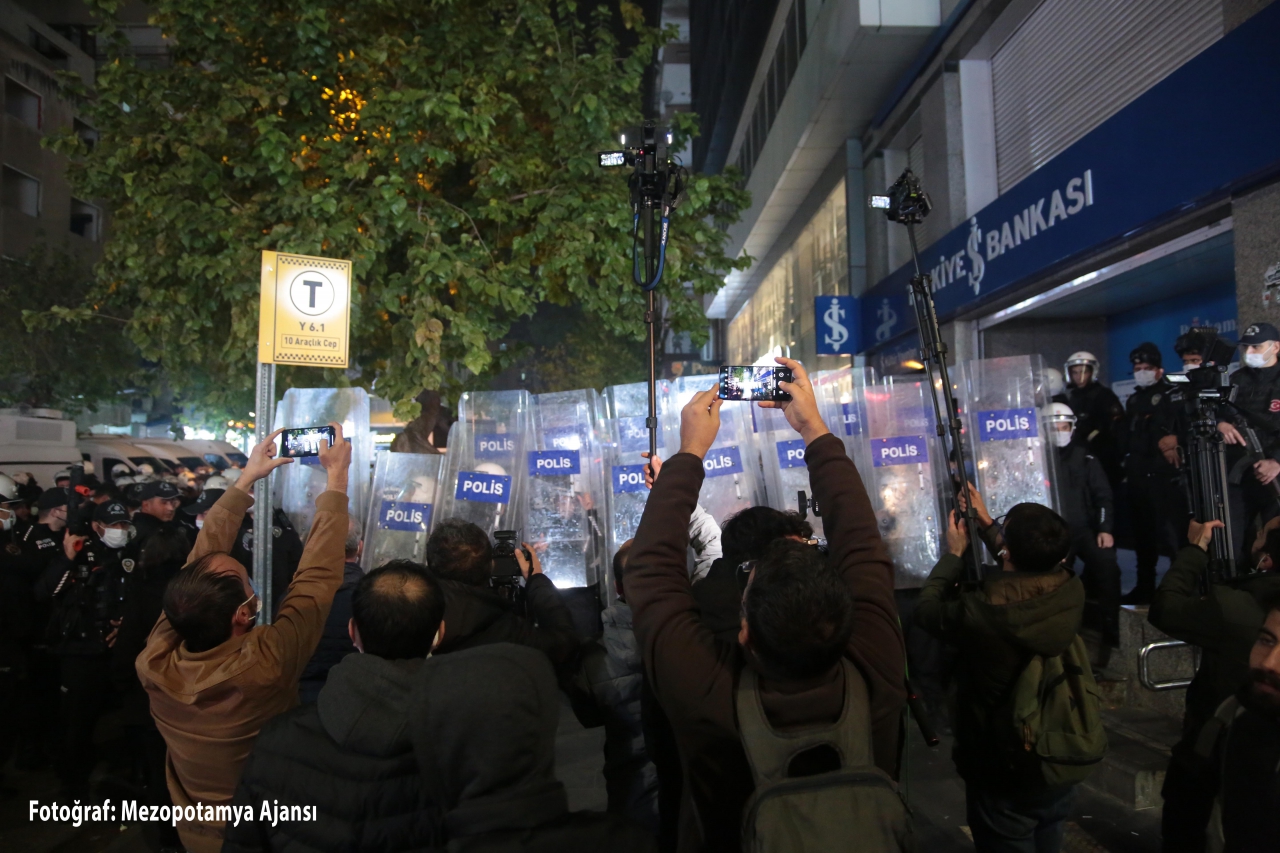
top-left (180, 439), bottom-right (248, 471)
top-left (0, 408), bottom-right (84, 487)
top-left (79, 435), bottom-right (176, 478)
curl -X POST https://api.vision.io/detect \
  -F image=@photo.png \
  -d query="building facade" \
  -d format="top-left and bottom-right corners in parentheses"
top-left (697, 0), bottom-right (1280, 388)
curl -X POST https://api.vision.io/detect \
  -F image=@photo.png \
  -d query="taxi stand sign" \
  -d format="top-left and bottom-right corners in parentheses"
top-left (258, 250), bottom-right (353, 368)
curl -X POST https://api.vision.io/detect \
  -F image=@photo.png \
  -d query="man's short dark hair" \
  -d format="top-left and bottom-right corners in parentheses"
top-left (426, 518), bottom-right (493, 586)
top-left (744, 540), bottom-right (854, 679)
top-left (162, 553), bottom-right (246, 653)
top-left (722, 507), bottom-right (813, 565)
top-left (354, 561), bottom-right (445, 659)
top-left (141, 528), bottom-right (194, 575)
top-left (1004, 503), bottom-right (1071, 573)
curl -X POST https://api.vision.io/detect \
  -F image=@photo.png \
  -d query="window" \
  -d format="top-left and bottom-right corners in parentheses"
top-left (735, 0), bottom-right (808, 181)
top-left (74, 119), bottom-right (98, 150)
top-left (70, 199), bottom-right (100, 240)
top-left (2, 167), bottom-right (40, 216)
top-left (28, 29), bottom-right (69, 68)
top-left (5, 78), bottom-right (41, 130)
top-left (128, 456), bottom-right (172, 473)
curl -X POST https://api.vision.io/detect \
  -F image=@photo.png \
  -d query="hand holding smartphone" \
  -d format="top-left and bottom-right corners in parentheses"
top-left (280, 426), bottom-right (336, 458)
top-left (717, 365), bottom-right (794, 402)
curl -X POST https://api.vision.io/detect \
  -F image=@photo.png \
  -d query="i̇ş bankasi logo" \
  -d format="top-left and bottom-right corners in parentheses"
top-left (918, 170), bottom-right (1094, 300)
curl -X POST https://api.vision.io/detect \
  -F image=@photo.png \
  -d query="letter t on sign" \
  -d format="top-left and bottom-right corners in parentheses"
top-left (303, 279), bottom-right (323, 308)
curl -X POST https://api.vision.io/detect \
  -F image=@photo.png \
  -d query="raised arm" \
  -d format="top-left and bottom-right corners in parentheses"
top-left (260, 423), bottom-right (351, 681)
top-left (189, 427), bottom-right (293, 563)
top-left (762, 357), bottom-right (906, 773)
top-left (1150, 520), bottom-right (1227, 649)
top-left (628, 388), bottom-right (736, 723)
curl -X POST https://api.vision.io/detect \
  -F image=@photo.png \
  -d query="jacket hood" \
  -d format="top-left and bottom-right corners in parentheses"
top-left (317, 653), bottom-right (422, 757)
top-left (411, 643), bottom-right (567, 837)
top-left (972, 568), bottom-right (1084, 657)
top-left (601, 602), bottom-right (641, 671)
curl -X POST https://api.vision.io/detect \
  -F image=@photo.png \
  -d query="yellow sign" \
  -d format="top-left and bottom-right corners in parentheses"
top-left (258, 251), bottom-right (352, 367)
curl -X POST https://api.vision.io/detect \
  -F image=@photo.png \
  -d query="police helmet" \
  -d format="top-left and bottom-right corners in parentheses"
top-left (1041, 367), bottom-right (1065, 398)
top-left (0, 473), bottom-right (19, 503)
top-left (1048, 402), bottom-right (1077, 427)
top-left (1064, 352), bottom-right (1099, 376)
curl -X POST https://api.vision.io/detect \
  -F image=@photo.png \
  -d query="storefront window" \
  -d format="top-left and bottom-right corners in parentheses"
top-left (727, 180), bottom-right (847, 365)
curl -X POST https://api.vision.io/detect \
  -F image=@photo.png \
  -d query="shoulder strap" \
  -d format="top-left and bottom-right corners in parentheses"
top-left (735, 659), bottom-right (872, 787)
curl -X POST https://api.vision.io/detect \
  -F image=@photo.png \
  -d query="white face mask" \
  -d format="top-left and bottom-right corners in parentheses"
top-left (195, 518), bottom-right (204, 530)
top-left (0, 513), bottom-right (13, 532)
top-left (1245, 350), bottom-right (1274, 369)
top-left (102, 527), bottom-right (131, 549)
top-left (1052, 430), bottom-right (1074, 448)
top-left (1133, 369), bottom-right (1158, 387)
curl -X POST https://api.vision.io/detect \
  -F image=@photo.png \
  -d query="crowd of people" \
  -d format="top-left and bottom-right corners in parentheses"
top-left (0, 345), bottom-right (1278, 853)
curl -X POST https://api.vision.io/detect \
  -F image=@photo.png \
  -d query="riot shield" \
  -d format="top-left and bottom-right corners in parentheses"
top-left (961, 354), bottom-right (1058, 519)
top-left (602, 379), bottom-right (673, 597)
top-left (272, 387), bottom-right (373, 540)
top-left (524, 389), bottom-right (608, 589)
top-left (665, 376), bottom-right (764, 526)
top-left (813, 367), bottom-right (869, 471)
top-left (361, 451), bottom-right (444, 572)
top-left (435, 390), bottom-right (530, 536)
top-left (861, 372), bottom-right (943, 587)
top-left (749, 403), bottom-right (824, 539)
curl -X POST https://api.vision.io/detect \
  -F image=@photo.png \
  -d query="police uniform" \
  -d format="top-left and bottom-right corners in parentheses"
top-left (124, 480), bottom-right (193, 564)
top-left (231, 508), bottom-right (303, 617)
top-left (1122, 343), bottom-right (1183, 603)
top-left (1223, 323), bottom-right (1280, 565)
top-left (34, 501), bottom-right (132, 796)
top-left (1056, 441), bottom-right (1121, 646)
top-left (1058, 380), bottom-right (1126, 491)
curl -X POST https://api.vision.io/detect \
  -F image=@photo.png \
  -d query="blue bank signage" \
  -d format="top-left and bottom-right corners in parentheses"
top-left (860, 7), bottom-right (1280, 350)
top-left (815, 296), bottom-right (856, 354)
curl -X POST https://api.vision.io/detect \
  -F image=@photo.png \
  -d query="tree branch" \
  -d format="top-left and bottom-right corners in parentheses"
top-left (433, 197), bottom-right (495, 267)
top-left (506, 187), bottom-right (559, 203)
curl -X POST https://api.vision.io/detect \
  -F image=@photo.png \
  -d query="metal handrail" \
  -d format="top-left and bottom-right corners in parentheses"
top-left (1138, 640), bottom-right (1200, 691)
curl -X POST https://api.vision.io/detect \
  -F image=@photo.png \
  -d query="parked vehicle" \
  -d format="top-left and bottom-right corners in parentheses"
top-left (0, 408), bottom-right (84, 487)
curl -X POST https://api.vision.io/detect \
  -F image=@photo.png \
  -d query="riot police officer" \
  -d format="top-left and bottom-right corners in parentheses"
top-left (1217, 322), bottom-right (1280, 564)
top-left (125, 480), bottom-right (191, 562)
top-left (1049, 403), bottom-right (1121, 648)
top-left (1122, 342), bottom-right (1182, 604)
top-left (34, 500), bottom-right (132, 798)
top-left (1059, 351), bottom-right (1126, 490)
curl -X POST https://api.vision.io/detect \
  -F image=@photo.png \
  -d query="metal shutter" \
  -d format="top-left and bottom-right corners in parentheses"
top-left (992, 0), bottom-right (1222, 193)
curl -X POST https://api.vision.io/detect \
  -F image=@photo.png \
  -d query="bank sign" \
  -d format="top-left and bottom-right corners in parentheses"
top-left (860, 7), bottom-right (1280, 350)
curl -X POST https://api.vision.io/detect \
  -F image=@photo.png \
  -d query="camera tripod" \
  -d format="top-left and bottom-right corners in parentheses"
top-left (1183, 402), bottom-right (1236, 580)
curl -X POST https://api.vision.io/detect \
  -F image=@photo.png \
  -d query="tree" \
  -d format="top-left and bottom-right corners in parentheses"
top-left (1, 245), bottom-right (139, 413)
top-left (45, 0), bottom-right (749, 421)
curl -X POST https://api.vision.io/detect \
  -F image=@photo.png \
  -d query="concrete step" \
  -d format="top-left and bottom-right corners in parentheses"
top-left (1082, 707), bottom-right (1181, 811)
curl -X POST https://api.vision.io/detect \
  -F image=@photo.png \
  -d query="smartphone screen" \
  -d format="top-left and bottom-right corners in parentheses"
top-left (718, 366), bottom-right (794, 401)
top-left (280, 426), bottom-right (335, 458)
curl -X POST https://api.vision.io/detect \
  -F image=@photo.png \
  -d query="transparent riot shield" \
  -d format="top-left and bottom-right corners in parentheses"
top-left (750, 404), bottom-right (824, 539)
top-left (435, 390), bottom-right (530, 536)
top-left (272, 387), bottom-right (373, 540)
top-left (361, 451), bottom-right (444, 572)
top-left (813, 367), bottom-right (870, 472)
top-left (602, 379), bottom-right (673, 597)
top-left (961, 354), bottom-right (1058, 520)
top-left (664, 376), bottom-right (764, 526)
top-left (524, 389), bottom-right (608, 589)
top-left (861, 372), bottom-right (942, 588)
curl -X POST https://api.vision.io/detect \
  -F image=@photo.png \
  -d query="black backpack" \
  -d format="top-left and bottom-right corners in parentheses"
top-left (736, 659), bottom-right (914, 853)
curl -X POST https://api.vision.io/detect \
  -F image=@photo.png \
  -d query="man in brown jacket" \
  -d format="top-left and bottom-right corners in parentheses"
top-left (136, 424), bottom-right (351, 853)
top-left (626, 358), bottom-right (906, 853)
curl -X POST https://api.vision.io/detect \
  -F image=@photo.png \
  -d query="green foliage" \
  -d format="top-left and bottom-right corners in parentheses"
top-left (45, 0), bottom-right (749, 417)
top-left (2, 246), bottom-right (139, 412)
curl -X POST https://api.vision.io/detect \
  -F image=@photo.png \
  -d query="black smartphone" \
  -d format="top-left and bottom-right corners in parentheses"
top-left (717, 365), bottom-right (794, 401)
top-left (280, 426), bottom-right (335, 458)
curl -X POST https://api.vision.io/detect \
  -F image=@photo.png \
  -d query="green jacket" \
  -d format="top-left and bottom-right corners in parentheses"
top-left (915, 553), bottom-right (1085, 790)
top-left (1148, 546), bottom-right (1280, 742)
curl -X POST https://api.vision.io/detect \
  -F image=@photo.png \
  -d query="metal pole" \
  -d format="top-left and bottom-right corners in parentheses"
top-left (253, 361), bottom-right (276, 625)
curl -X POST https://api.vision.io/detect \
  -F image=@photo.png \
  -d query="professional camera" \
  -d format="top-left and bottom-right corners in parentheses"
top-left (1165, 327), bottom-right (1236, 392)
top-left (868, 168), bottom-right (932, 225)
top-left (490, 529), bottom-right (532, 590)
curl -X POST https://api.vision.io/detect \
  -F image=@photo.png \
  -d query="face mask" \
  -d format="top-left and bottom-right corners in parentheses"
top-left (195, 518), bottom-right (204, 530)
top-left (1245, 350), bottom-right (1274, 369)
top-left (102, 527), bottom-right (131, 549)
top-left (1052, 430), bottom-right (1073, 448)
top-left (0, 513), bottom-right (13, 532)
top-left (1133, 369), bottom-right (1157, 387)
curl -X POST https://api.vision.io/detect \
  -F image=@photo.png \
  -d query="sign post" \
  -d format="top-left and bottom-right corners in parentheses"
top-left (254, 251), bottom-right (352, 623)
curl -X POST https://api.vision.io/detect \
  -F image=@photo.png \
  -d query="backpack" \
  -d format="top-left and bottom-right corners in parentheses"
top-left (1007, 635), bottom-right (1108, 786)
top-left (736, 659), bottom-right (913, 853)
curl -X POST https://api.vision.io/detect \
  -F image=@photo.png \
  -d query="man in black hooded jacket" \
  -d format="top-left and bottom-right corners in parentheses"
top-left (222, 561), bottom-right (448, 853)
top-left (409, 642), bottom-right (655, 851)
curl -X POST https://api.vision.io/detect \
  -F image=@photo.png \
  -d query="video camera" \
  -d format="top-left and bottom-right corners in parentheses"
top-left (66, 463), bottom-right (92, 537)
top-left (490, 529), bottom-right (532, 591)
top-left (868, 169), bottom-right (932, 226)
top-left (1164, 327), bottom-right (1236, 393)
